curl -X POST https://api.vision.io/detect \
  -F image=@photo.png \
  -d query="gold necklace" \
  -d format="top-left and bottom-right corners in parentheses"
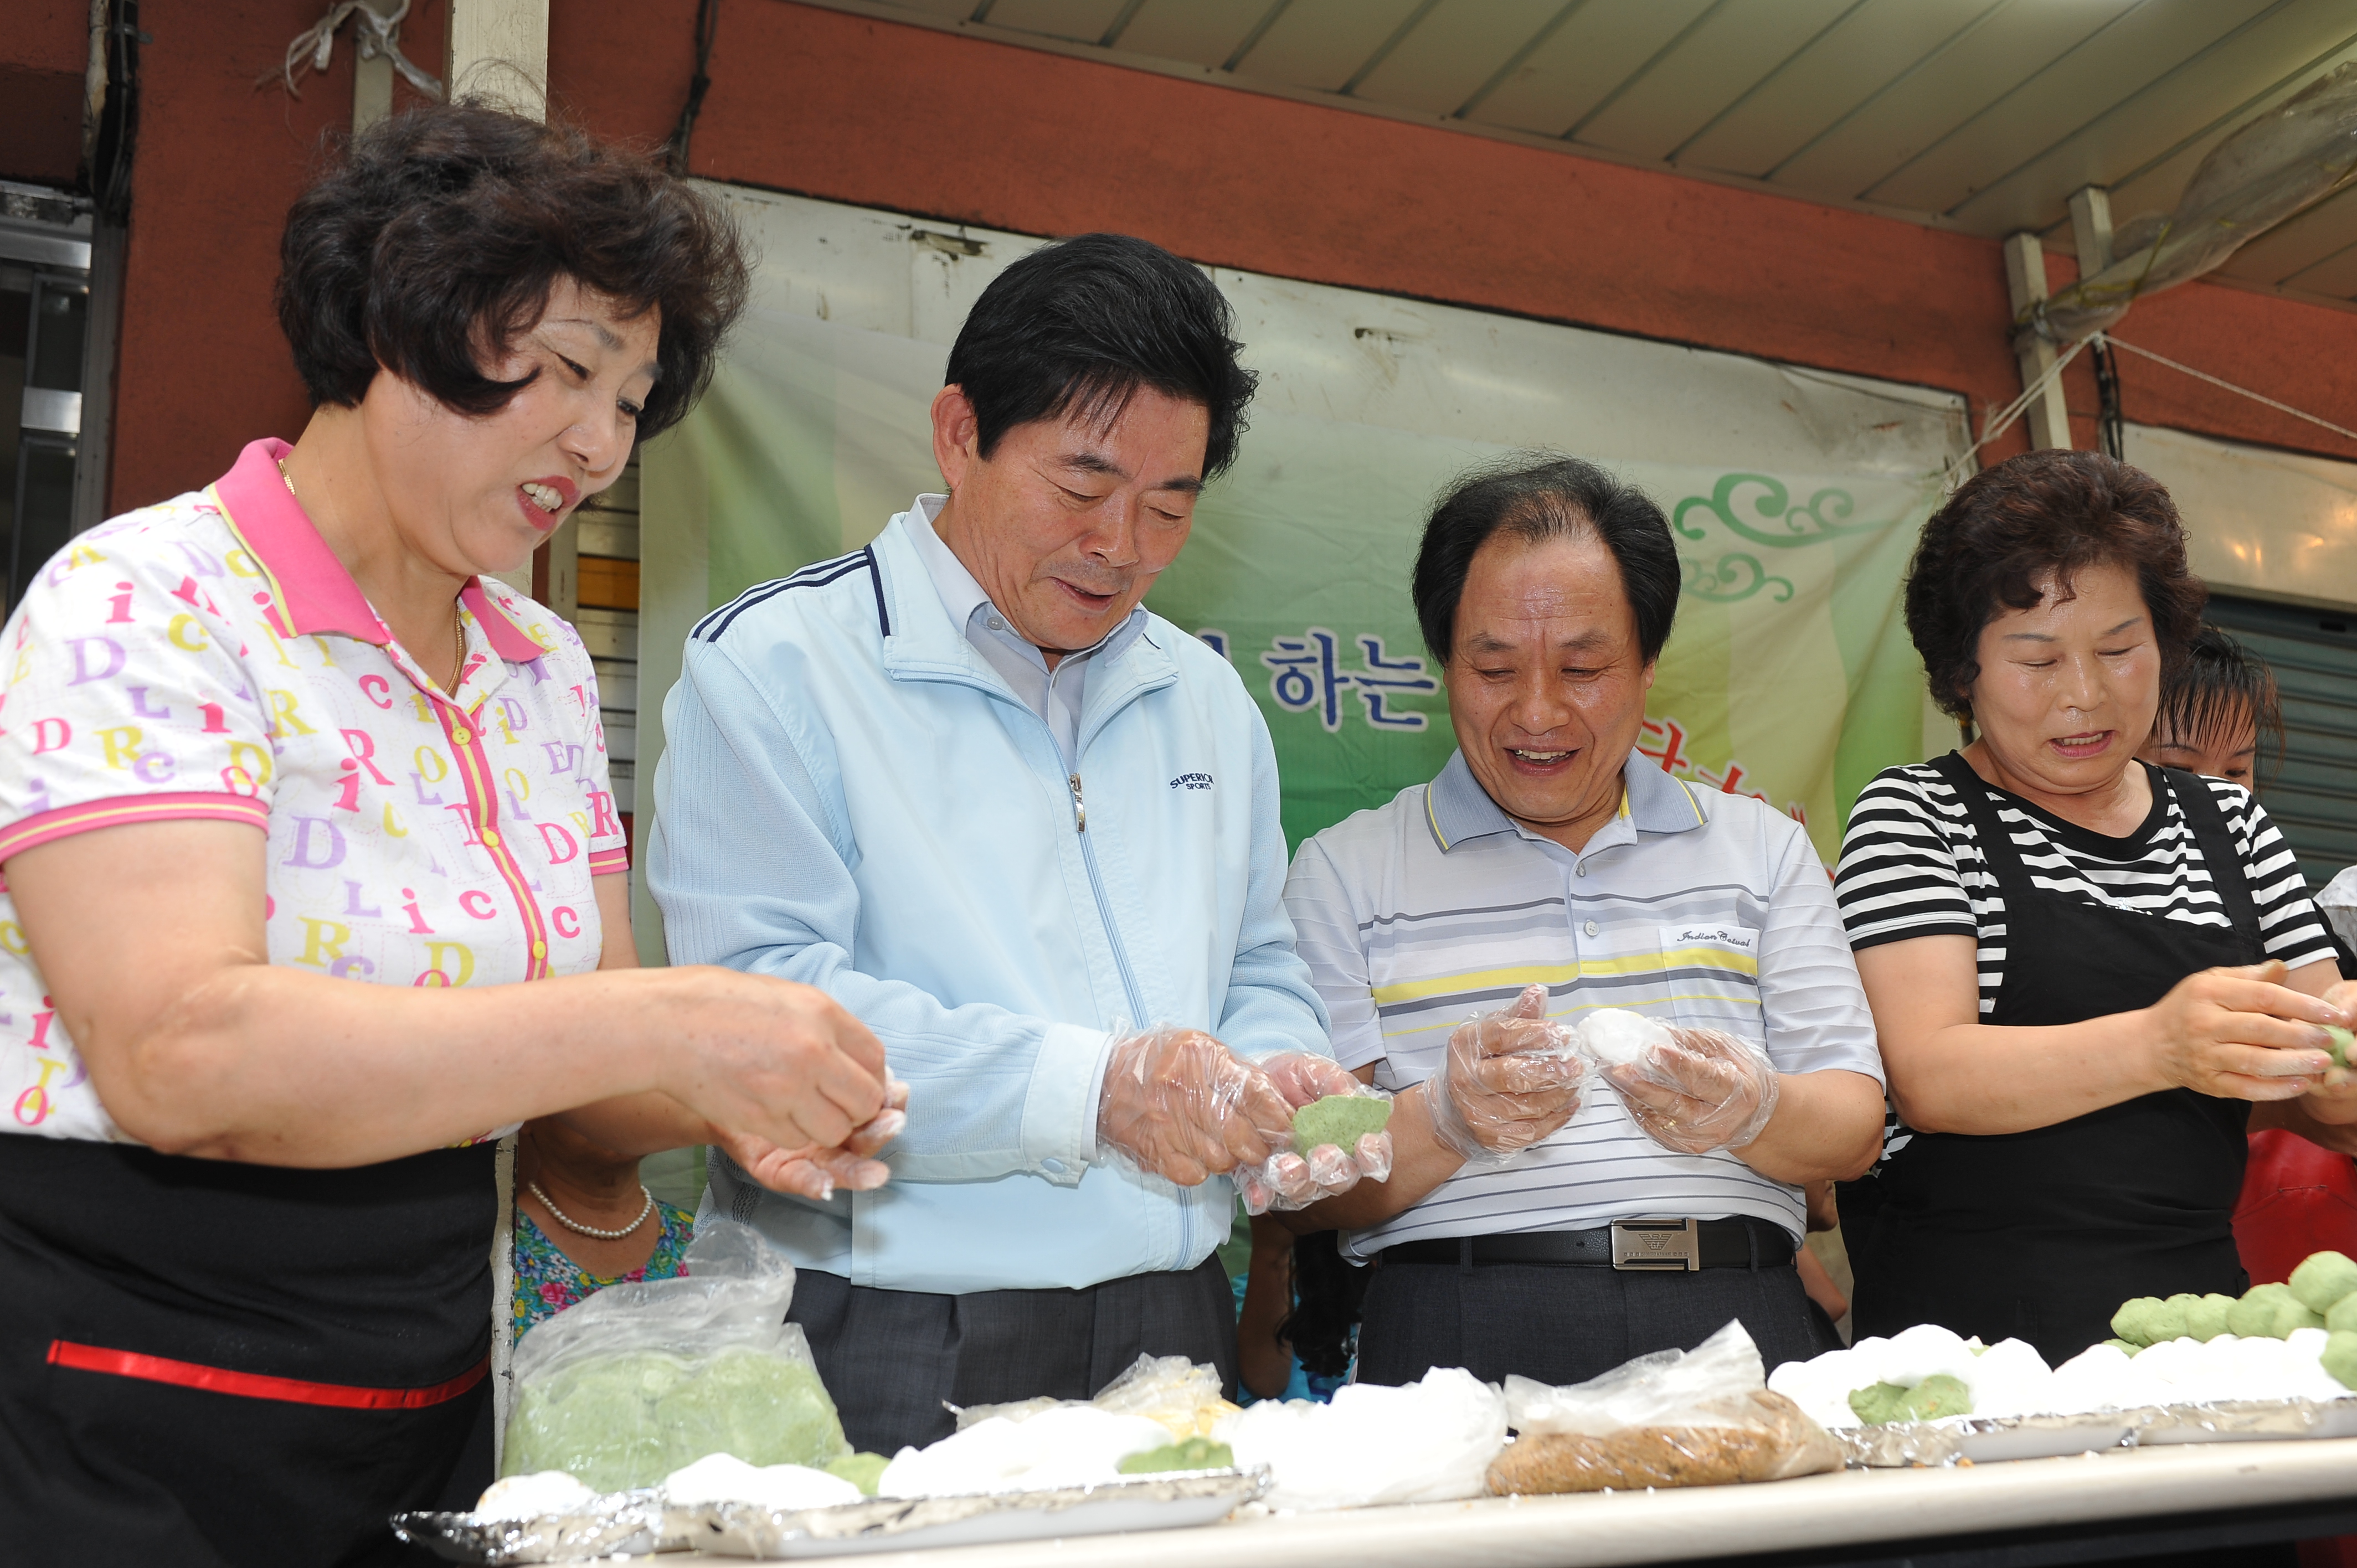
top-left (280, 458), bottom-right (466, 696)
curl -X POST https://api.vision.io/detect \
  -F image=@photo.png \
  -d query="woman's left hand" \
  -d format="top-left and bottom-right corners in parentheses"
top-left (721, 1080), bottom-right (909, 1199)
top-left (2304, 981), bottom-right (2357, 1122)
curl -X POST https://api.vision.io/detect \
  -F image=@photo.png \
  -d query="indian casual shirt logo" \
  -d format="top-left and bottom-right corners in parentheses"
top-left (0, 439), bottom-right (626, 1141)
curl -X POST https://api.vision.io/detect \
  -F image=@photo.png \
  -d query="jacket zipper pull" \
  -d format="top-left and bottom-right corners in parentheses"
top-left (1068, 772), bottom-right (1086, 833)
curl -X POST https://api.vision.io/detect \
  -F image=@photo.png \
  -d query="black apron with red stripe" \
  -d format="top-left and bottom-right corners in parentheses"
top-left (0, 1136), bottom-right (496, 1567)
top-left (1843, 757), bottom-right (2265, 1365)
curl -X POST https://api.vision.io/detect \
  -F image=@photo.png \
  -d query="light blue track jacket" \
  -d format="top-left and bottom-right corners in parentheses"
top-left (648, 509), bottom-right (1331, 1293)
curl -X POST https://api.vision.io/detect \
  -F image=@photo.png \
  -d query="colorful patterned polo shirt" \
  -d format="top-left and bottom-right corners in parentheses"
top-left (0, 437), bottom-right (626, 1142)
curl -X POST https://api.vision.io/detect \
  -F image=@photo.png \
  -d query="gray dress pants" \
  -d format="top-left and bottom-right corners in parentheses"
top-left (788, 1256), bottom-right (1238, 1454)
top-left (1356, 1248), bottom-right (1836, 1389)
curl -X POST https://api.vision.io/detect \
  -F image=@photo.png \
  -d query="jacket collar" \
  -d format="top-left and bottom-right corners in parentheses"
top-left (872, 506), bottom-right (1174, 707)
top-left (209, 437), bottom-right (543, 662)
top-left (1424, 746), bottom-right (1709, 852)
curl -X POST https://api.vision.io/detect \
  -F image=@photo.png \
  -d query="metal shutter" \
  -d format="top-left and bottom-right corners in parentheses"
top-left (2202, 592), bottom-right (2357, 893)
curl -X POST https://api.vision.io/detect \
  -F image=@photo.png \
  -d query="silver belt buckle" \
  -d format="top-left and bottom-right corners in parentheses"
top-left (1610, 1218), bottom-right (1700, 1271)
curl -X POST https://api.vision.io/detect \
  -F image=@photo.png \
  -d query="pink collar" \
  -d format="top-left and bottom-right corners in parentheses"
top-left (212, 437), bottom-right (545, 662)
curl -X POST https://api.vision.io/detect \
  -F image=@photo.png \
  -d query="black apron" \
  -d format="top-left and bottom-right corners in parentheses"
top-left (1844, 755), bottom-right (2262, 1365)
top-left (0, 1136), bottom-right (497, 1567)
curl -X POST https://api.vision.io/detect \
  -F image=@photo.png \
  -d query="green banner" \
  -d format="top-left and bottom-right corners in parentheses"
top-left (641, 308), bottom-right (1946, 873)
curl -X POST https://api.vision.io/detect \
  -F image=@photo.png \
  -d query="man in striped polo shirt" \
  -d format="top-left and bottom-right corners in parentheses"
top-left (1284, 453), bottom-right (1888, 1386)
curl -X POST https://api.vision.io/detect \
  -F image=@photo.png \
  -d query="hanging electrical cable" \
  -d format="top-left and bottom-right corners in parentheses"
top-left (2088, 336), bottom-right (2124, 462)
top-left (2102, 334), bottom-right (2357, 449)
top-left (667, 0), bottom-right (721, 177)
top-left (271, 1), bottom-right (442, 102)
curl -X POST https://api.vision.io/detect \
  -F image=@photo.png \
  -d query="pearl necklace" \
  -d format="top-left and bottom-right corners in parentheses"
top-left (528, 1178), bottom-right (653, 1240)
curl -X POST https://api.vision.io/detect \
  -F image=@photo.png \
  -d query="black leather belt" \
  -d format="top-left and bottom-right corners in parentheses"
top-left (1379, 1218), bottom-right (1794, 1272)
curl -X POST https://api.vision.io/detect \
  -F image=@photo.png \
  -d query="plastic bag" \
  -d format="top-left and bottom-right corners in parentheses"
top-left (954, 1353), bottom-right (1241, 1441)
top-left (501, 1219), bottom-right (851, 1492)
top-left (1486, 1321), bottom-right (1841, 1494)
top-left (2031, 63), bottom-right (2357, 345)
top-left (1602, 1024), bottom-right (1780, 1155)
top-left (1095, 1025), bottom-right (1294, 1187)
top-left (1426, 983), bottom-right (1587, 1170)
top-left (2319, 868), bottom-right (2357, 955)
top-left (1238, 1079), bottom-right (1396, 1215)
top-left (1217, 1367), bottom-right (1507, 1510)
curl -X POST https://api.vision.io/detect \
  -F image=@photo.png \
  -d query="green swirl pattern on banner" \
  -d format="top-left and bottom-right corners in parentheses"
top-left (1680, 552), bottom-right (1793, 603)
top-left (1672, 474), bottom-right (1906, 604)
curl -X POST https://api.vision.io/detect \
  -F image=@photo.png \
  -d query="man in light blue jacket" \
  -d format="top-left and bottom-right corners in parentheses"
top-left (649, 234), bottom-right (1385, 1453)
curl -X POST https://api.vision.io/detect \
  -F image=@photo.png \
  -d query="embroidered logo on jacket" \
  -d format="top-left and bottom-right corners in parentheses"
top-left (1169, 772), bottom-right (1214, 791)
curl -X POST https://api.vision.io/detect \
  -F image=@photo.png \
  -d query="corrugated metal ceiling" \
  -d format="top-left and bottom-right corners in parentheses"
top-left (814, 0), bottom-right (2357, 311)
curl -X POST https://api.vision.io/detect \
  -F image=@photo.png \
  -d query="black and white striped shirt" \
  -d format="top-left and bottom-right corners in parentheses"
top-left (1834, 759), bottom-right (2334, 1010)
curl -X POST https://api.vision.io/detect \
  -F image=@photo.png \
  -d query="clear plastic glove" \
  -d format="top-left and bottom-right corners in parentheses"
top-left (1096, 1027), bottom-right (1293, 1187)
top-left (1604, 1026), bottom-right (1780, 1154)
top-left (721, 1079), bottom-right (910, 1200)
top-left (1425, 983), bottom-right (1587, 1167)
top-left (1237, 1054), bottom-right (1396, 1215)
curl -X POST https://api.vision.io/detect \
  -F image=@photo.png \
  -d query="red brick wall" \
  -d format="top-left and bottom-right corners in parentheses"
top-left (1, 0), bottom-right (94, 184)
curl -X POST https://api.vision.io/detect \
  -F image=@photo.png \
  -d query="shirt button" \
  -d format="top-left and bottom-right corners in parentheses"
top-left (532, 940), bottom-right (547, 958)
top-left (1576, 863), bottom-right (1588, 878)
top-left (482, 831), bottom-right (501, 847)
top-left (452, 729), bottom-right (471, 745)
top-left (987, 616), bottom-right (1005, 631)
top-left (1583, 919), bottom-right (1600, 937)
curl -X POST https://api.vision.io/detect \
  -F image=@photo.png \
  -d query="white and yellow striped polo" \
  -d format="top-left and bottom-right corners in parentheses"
top-left (1283, 747), bottom-right (1883, 1258)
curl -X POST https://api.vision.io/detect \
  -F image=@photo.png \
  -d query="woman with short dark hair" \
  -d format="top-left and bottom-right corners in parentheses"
top-left (1835, 448), bottom-right (2355, 1362)
top-left (0, 104), bottom-right (900, 1562)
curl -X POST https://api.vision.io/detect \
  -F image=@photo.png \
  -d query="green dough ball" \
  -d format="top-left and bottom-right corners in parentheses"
top-left (1290, 1095), bottom-right (1392, 1154)
top-left (2185, 1294), bottom-right (2236, 1342)
top-left (2148, 1296), bottom-right (2195, 1343)
top-left (2327, 1294), bottom-right (2357, 1335)
top-left (2272, 1297), bottom-right (2328, 1338)
top-left (2328, 1027), bottom-right (2355, 1070)
top-left (1895, 1374), bottom-right (1974, 1422)
top-left (1846, 1382), bottom-right (1906, 1425)
top-left (2325, 1330), bottom-right (2357, 1392)
top-left (2102, 1338), bottom-right (2144, 1356)
top-left (1117, 1436), bottom-right (1234, 1475)
top-left (1847, 1376), bottom-right (1972, 1426)
top-left (502, 1348), bottom-right (850, 1494)
top-left (2291, 1251), bottom-right (2357, 1313)
top-left (2227, 1283), bottom-right (2297, 1339)
top-left (824, 1453), bottom-right (889, 1497)
top-left (2110, 1297), bottom-right (2164, 1347)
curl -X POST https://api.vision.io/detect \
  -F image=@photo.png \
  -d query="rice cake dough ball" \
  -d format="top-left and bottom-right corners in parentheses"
top-left (2272, 1296), bottom-right (2328, 1339)
top-left (2323, 1330), bottom-right (2357, 1392)
top-left (2109, 1298), bottom-right (2165, 1348)
top-left (2290, 1251), bottom-right (2357, 1314)
top-left (2184, 1294), bottom-right (2236, 1343)
top-left (2227, 1283), bottom-right (2297, 1340)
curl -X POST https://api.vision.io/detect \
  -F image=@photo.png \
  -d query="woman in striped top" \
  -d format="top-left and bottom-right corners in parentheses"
top-left (1832, 449), bottom-right (2356, 1363)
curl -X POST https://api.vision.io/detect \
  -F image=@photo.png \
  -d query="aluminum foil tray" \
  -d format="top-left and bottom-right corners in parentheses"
top-left (1831, 1412), bottom-right (2144, 1468)
top-left (389, 1489), bottom-right (671, 1564)
top-left (2133, 1395), bottom-right (2357, 1446)
top-left (1834, 1391), bottom-right (2357, 1467)
top-left (677, 1467), bottom-right (1268, 1559)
